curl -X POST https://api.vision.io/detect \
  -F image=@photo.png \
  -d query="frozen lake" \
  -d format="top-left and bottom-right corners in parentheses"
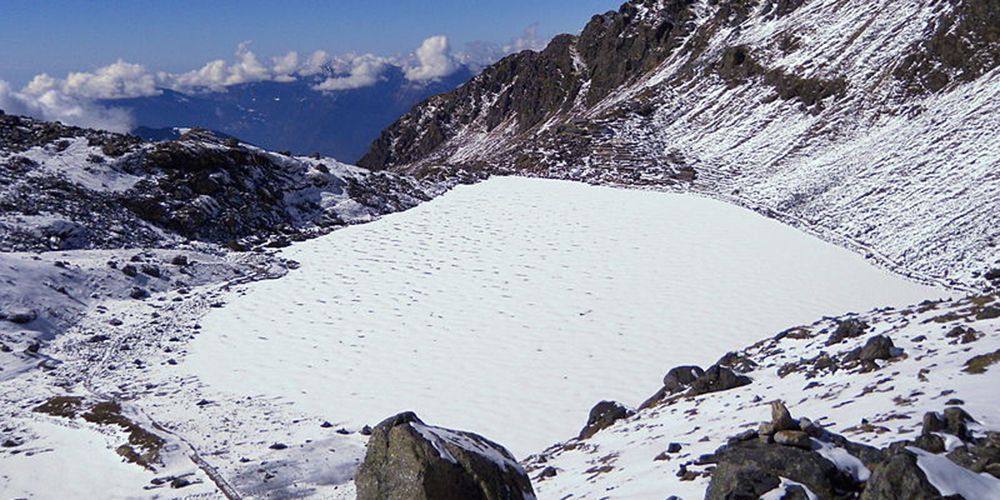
top-left (186, 177), bottom-right (945, 457)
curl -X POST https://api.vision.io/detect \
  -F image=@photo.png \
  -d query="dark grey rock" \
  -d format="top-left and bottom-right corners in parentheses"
top-left (579, 401), bottom-right (634, 439)
top-left (706, 439), bottom-right (855, 499)
top-left (662, 365), bottom-right (704, 392)
top-left (773, 431), bottom-right (811, 449)
top-left (845, 335), bottom-right (898, 363)
top-left (860, 451), bottom-right (942, 500)
top-left (6, 309), bottom-right (37, 324)
top-left (356, 411), bottom-right (534, 500)
top-left (688, 364), bottom-right (752, 396)
top-left (826, 319), bottom-right (869, 345)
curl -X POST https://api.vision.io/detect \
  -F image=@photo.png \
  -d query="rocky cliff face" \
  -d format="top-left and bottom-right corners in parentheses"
top-left (359, 0), bottom-right (1000, 287)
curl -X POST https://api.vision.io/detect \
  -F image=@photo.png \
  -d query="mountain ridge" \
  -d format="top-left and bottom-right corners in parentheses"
top-left (359, 0), bottom-right (1000, 288)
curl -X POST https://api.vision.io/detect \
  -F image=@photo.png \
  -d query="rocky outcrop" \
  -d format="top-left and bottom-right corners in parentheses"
top-left (579, 401), bottom-right (635, 439)
top-left (0, 115), bottom-right (433, 252)
top-left (642, 361), bottom-right (752, 408)
top-left (707, 401), bottom-right (1000, 499)
top-left (356, 412), bottom-right (535, 500)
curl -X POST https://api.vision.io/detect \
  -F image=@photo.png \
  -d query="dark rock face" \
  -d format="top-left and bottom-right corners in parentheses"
top-left (860, 451), bottom-right (942, 500)
top-left (358, 0), bottom-right (700, 175)
top-left (893, 0), bottom-right (1000, 94)
top-left (356, 412), bottom-right (535, 500)
top-left (579, 401), bottom-right (635, 439)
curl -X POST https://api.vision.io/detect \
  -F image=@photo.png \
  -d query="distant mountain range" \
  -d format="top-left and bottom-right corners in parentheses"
top-left (103, 65), bottom-right (474, 163)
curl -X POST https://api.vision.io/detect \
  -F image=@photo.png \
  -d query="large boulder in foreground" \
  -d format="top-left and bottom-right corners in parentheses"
top-left (356, 412), bottom-right (535, 500)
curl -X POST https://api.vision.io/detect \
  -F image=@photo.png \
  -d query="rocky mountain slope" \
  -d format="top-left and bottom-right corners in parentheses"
top-left (360, 0), bottom-right (1000, 288)
top-left (0, 112), bottom-right (436, 253)
top-left (525, 292), bottom-right (1000, 498)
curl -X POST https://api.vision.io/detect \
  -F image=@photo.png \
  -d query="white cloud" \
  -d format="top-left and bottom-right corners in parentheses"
top-left (272, 51), bottom-right (300, 82)
top-left (313, 54), bottom-right (389, 91)
top-left (160, 41), bottom-right (274, 92)
top-left (1, 79), bottom-right (135, 133)
top-left (19, 60), bottom-right (159, 100)
top-left (299, 50), bottom-right (333, 76)
top-left (457, 23), bottom-right (551, 71)
top-left (404, 35), bottom-right (460, 82)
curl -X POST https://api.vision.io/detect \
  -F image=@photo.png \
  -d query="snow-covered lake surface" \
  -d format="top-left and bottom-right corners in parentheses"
top-left (186, 177), bottom-right (947, 457)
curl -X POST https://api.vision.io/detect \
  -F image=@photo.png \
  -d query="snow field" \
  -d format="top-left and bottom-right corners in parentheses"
top-left (185, 177), bottom-right (945, 458)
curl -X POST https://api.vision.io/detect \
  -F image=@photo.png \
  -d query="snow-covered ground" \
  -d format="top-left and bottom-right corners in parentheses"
top-left (184, 176), bottom-right (946, 459)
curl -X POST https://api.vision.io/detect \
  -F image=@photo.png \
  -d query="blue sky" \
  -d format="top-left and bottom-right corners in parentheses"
top-left (0, 0), bottom-right (618, 85)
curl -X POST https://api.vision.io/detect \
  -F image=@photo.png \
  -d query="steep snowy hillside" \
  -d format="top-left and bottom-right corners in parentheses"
top-left (360, 0), bottom-right (1000, 288)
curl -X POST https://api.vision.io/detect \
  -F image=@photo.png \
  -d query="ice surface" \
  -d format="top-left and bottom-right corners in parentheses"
top-left (184, 177), bottom-right (944, 457)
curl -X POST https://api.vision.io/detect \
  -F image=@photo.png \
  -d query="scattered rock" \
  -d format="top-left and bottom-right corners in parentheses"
top-left (356, 411), bottom-right (535, 500)
top-left (121, 264), bottom-right (138, 277)
top-left (170, 255), bottom-right (189, 266)
top-left (129, 287), bottom-right (149, 300)
top-left (579, 401), bottom-right (634, 439)
top-left (667, 442), bottom-right (683, 453)
top-left (268, 443), bottom-right (288, 450)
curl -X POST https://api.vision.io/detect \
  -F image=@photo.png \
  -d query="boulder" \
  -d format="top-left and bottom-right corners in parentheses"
top-left (716, 351), bottom-right (758, 373)
top-left (826, 319), bottom-right (868, 345)
top-left (688, 364), bottom-right (752, 396)
top-left (774, 431), bottom-right (812, 449)
top-left (662, 365), bottom-right (704, 392)
top-left (942, 407), bottom-right (975, 441)
top-left (579, 401), bottom-right (634, 439)
top-left (771, 401), bottom-right (798, 432)
top-left (5, 308), bottom-right (37, 324)
top-left (706, 439), bottom-right (855, 499)
top-left (860, 451), bottom-right (942, 500)
top-left (845, 335), bottom-right (898, 362)
top-left (922, 412), bottom-right (946, 435)
top-left (356, 412), bottom-right (535, 500)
